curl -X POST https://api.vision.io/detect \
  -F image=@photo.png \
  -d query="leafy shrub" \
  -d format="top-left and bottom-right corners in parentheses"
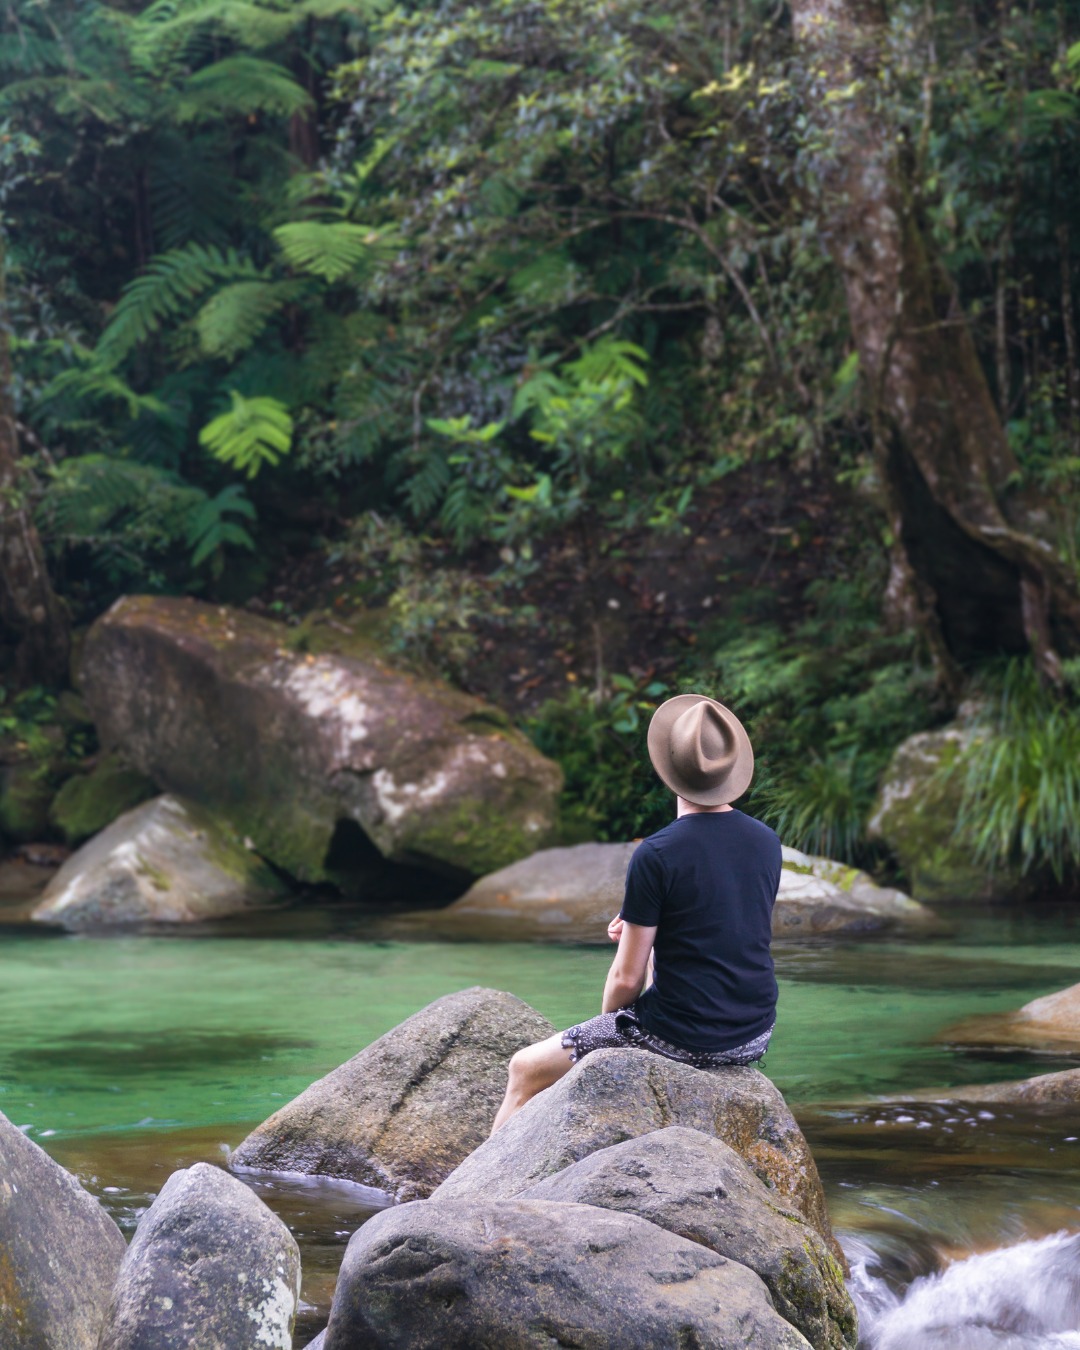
top-left (524, 677), bottom-right (672, 843)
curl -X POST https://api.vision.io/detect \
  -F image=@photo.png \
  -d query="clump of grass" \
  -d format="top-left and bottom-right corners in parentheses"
top-left (953, 659), bottom-right (1080, 882)
top-left (753, 752), bottom-right (867, 861)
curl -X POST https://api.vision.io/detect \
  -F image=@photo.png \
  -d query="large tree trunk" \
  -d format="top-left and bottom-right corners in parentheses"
top-left (0, 243), bottom-right (70, 687)
top-left (791, 0), bottom-right (1080, 692)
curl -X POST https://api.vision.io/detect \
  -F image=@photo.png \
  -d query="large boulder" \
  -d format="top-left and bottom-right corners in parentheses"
top-left (232, 987), bottom-right (554, 1201)
top-left (79, 596), bottom-right (562, 882)
top-left (0, 1108), bottom-right (126, 1350)
top-left (321, 1198), bottom-right (812, 1349)
top-left (431, 1047), bottom-right (836, 1253)
top-left (97, 1162), bottom-right (300, 1350)
top-left (938, 981), bottom-right (1080, 1053)
top-left (867, 716), bottom-right (1031, 903)
top-left (31, 794), bottom-right (288, 929)
top-left (520, 1127), bottom-right (856, 1348)
top-left (401, 840), bottom-right (936, 942)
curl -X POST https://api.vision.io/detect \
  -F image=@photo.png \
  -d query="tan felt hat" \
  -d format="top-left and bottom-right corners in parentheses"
top-left (647, 694), bottom-right (754, 806)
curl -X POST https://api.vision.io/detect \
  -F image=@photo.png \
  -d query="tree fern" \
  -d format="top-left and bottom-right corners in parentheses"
top-left (171, 55), bottom-right (312, 124)
top-left (198, 391), bottom-right (293, 476)
top-left (194, 278), bottom-right (303, 360)
top-left (97, 243), bottom-right (263, 366)
top-left (273, 221), bottom-right (392, 282)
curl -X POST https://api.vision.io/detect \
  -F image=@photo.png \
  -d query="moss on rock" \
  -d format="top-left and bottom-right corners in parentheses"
top-left (49, 754), bottom-right (157, 845)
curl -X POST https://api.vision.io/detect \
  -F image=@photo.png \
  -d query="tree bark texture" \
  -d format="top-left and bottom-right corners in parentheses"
top-left (0, 247), bottom-right (70, 687)
top-left (791, 0), bottom-right (1080, 689)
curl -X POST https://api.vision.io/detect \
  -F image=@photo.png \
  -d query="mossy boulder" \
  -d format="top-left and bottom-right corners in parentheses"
top-left (867, 718), bottom-right (1032, 903)
top-left (48, 753), bottom-right (156, 845)
top-left (78, 596), bottom-right (562, 884)
top-left (31, 794), bottom-right (288, 928)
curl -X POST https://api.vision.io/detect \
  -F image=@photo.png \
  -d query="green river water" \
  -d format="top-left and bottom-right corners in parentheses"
top-left (5, 899), bottom-right (1080, 1345)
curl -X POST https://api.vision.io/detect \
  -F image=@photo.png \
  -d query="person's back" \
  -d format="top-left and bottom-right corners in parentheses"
top-left (623, 810), bottom-right (780, 1052)
top-left (490, 692), bottom-right (780, 1133)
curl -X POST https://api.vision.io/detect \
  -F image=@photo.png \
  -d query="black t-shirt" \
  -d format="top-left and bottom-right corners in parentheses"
top-left (619, 810), bottom-right (780, 1052)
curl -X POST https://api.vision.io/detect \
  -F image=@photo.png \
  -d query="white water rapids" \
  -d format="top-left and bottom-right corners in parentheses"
top-left (846, 1230), bottom-right (1080, 1349)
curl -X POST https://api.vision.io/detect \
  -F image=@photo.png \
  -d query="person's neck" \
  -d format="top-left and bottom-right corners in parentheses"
top-left (676, 797), bottom-right (733, 817)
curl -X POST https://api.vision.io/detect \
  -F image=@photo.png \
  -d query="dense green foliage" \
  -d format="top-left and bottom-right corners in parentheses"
top-left (5, 0), bottom-right (1080, 879)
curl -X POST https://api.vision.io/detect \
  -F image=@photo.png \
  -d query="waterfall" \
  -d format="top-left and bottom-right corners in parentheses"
top-left (847, 1231), bottom-right (1080, 1349)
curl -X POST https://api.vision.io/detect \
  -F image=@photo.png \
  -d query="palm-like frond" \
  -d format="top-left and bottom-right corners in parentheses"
top-left (97, 243), bottom-right (264, 366)
top-left (199, 391), bottom-right (293, 476)
top-left (273, 221), bottom-right (393, 282)
top-left (171, 55), bottom-right (312, 124)
top-left (194, 278), bottom-right (304, 360)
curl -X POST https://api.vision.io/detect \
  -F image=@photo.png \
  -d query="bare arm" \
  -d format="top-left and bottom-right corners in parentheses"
top-left (601, 919), bottom-right (657, 1013)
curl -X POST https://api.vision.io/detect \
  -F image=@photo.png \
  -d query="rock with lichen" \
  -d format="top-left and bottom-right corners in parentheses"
top-left (519, 1127), bottom-right (856, 1348)
top-left (0, 1108), bottom-right (126, 1350)
top-left (432, 1045), bottom-right (840, 1261)
top-left (78, 595), bottom-right (562, 884)
top-left (31, 794), bottom-right (287, 928)
top-left (96, 1163), bottom-right (300, 1350)
top-left (232, 987), bottom-right (555, 1201)
top-left (321, 1198), bottom-right (813, 1350)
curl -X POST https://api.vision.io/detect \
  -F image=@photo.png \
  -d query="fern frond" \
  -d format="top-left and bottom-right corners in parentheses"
top-left (198, 391), bottom-right (293, 476)
top-left (39, 455), bottom-right (171, 534)
top-left (171, 55), bottom-right (312, 124)
top-left (40, 363), bottom-right (168, 420)
top-left (187, 483), bottom-right (257, 566)
top-left (194, 279), bottom-right (303, 360)
top-left (273, 221), bottom-right (394, 282)
top-left (402, 450), bottom-right (451, 518)
top-left (97, 243), bottom-right (264, 366)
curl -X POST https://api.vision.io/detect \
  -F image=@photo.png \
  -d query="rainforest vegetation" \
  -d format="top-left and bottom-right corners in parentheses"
top-left (4, 0), bottom-right (1080, 882)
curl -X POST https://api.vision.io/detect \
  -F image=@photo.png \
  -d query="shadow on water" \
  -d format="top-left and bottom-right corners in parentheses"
top-left (4, 1030), bottom-right (317, 1079)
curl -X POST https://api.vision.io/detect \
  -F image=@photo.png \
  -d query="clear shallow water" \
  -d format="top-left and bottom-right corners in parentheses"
top-left (5, 901), bottom-right (1080, 1345)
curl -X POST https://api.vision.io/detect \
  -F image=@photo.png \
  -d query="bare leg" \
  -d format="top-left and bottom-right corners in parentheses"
top-left (490, 1031), bottom-right (575, 1135)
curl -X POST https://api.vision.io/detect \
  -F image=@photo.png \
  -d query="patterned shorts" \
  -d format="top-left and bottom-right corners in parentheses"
top-left (561, 1005), bottom-right (774, 1070)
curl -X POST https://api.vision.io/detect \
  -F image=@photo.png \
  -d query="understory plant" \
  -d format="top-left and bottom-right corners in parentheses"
top-left (950, 659), bottom-right (1080, 883)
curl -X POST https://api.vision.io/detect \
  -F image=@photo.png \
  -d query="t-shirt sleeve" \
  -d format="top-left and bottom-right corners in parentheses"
top-left (620, 841), bottom-right (666, 926)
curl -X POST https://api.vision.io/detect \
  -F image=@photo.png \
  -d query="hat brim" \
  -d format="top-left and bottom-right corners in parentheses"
top-left (647, 694), bottom-right (754, 806)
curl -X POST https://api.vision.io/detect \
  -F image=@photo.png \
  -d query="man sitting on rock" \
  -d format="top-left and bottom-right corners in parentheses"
top-left (491, 693), bottom-right (781, 1133)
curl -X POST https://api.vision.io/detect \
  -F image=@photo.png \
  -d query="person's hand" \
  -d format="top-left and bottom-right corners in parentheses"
top-left (607, 915), bottom-right (624, 944)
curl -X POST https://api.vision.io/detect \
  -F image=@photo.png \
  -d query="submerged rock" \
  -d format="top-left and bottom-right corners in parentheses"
top-left (79, 596), bottom-right (562, 882)
top-left (938, 981), bottom-right (1080, 1053)
top-left (232, 987), bottom-right (554, 1201)
top-left (432, 1046), bottom-right (837, 1253)
top-left (0, 1108), bottom-right (126, 1350)
top-left (97, 1162), bottom-right (300, 1350)
top-left (867, 718), bottom-right (1032, 903)
top-left (48, 752), bottom-right (156, 845)
top-left (321, 1197), bottom-right (811, 1350)
top-left (898, 1066), bottom-right (1080, 1106)
top-left (31, 794), bottom-right (288, 929)
top-left (520, 1127), bottom-right (856, 1349)
top-left (406, 839), bottom-right (935, 943)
